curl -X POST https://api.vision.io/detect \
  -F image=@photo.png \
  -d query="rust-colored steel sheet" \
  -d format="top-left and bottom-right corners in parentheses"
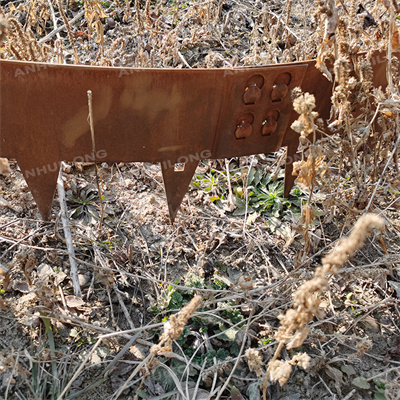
top-left (0, 52), bottom-right (391, 221)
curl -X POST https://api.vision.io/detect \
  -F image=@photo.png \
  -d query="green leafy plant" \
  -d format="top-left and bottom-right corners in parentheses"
top-left (192, 167), bottom-right (223, 198)
top-left (192, 162), bottom-right (306, 222)
top-left (31, 314), bottom-right (60, 399)
top-left (152, 272), bottom-right (244, 371)
top-left (373, 378), bottom-right (387, 400)
top-left (233, 167), bottom-right (303, 218)
top-left (66, 181), bottom-right (104, 224)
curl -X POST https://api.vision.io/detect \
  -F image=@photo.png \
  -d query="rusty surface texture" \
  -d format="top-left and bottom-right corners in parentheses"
top-left (0, 52), bottom-right (391, 221)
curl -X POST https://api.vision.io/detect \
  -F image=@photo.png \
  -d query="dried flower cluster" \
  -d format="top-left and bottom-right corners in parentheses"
top-left (290, 89), bottom-right (327, 256)
top-left (266, 213), bottom-right (385, 390)
top-left (267, 353), bottom-right (312, 387)
top-left (291, 90), bottom-right (326, 191)
top-left (0, 16), bottom-right (8, 44)
top-left (291, 89), bottom-right (319, 139)
top-left (318, 213), bottom-right (385, 275)
top-left (245, 348), bottom-right (264, 379)
top-left (151, 294), bottom-right (202, 354)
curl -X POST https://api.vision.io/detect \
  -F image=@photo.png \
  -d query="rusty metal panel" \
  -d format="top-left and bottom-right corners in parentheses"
top-left (0, 53), bottom-right (390, 221)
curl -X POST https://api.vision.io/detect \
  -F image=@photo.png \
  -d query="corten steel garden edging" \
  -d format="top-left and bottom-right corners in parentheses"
top-left (0, 51), bottom-right (391, 221)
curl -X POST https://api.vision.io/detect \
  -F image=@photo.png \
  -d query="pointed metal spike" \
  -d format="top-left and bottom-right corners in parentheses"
top-left (17, 159), bottom-right (60, 220)
top-left (161, 160), bottom-right (199, 223)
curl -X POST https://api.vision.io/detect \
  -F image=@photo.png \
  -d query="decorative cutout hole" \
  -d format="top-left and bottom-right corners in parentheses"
top-left (235, 122), bottom-right (252, 139)
top-left (271, 83), bottom-right (289, 102)
top-left (275, 72), bottom-right (292, 85)
top-left (174, 163), bottom-right (185, 172)
top-left (235, 113), bottom-right (254, 139)
top-left (243, 84), bottom-right (261, 105)
top-left (261, 110), bottom-right (280, 136)
top-left (236, 113), bottom-right (254, 125)
top-left (246, 74), bottom-right (265, 89)
top-left (271, 73), bottom-right (291, 102)
top-left (243, 75), bottom-right (264, 105)
top-left (266, 110), bottom-right (280, 120)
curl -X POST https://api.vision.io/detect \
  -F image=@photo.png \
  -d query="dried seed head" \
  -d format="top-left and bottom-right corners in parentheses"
top-left (286, 327), bottom-right (311, 350)
top-left (167, 294), bottom-right (202, 341)
top-left (321, 213), bottom-right (385, 273)
top-left (289, 352), bottom-right (312, 369)
top-left (0, 17), bottom-right (9, 44)
top-left (273, 212), bottom-right (385, 364)
top-left (323, 0), bottom-right (338, 40)
top-left (293, 92), bottom-right (316, 115)
top-left (0, 158), bottom-right (11, 176)
top-left (267, 360), bottom-right (292, 386)
top-left (350, 337), bottom-right (373, 358)
top-left (152, 295), bottom-right (203, 354)
top-left (238, 275), bottom-right (254, 290)
top-left (359, 58), bottom-right (374, 90)
top-left (245, 348), bottom-right (264, 378)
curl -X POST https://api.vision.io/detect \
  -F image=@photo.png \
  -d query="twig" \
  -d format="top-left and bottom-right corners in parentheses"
top-left (113, 353), bottom-right (153, 399)
top-left (47, 0), bottom-right (61, 41)
top-left (342, 389), bottom-right (356, 400)
top-left (209, 357), bottom-right (219, 397)
top-left (87, 90), bottom-right (105, 229)
top-left (243, 156), bottom-right (256, 233)
top-left (214, 307), bottom-right (255, 400)
top-left (48, 310), bottom-right (164, 340)
top-left (38, 9), bottom-right (85, 43)
top-left (224, 159), bottom-right (236, 212)
top-left (318, 374), bottom-right (335, 397)
top-left (367, 365), bottom-right (400, 381)
top-left (177, 50), bottom-right (192, 68)
top-left (57, 337), bottom-right (103, 400)
top-left (57, 167), bottom-right (82, 297)
top-left (267, 10), bottom-right (300, 41)
top-left (0, 227), bottom-right (46, 261)
top-left (113, 284), bottom-right (136, 329)
top-left (192, 358), bottom-right (208, 399)
top-left (57, 0), bottom-right (79, 63)
top-left (4, 353), bottom-right (19, 400)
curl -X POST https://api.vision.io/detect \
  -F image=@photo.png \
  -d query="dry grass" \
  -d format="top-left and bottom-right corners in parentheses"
top-left (0, 0), bottom-right (400, 399)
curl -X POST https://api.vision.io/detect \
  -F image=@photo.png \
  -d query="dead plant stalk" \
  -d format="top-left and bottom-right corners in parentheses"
top-left (263, 213), bottom-right (386, 399)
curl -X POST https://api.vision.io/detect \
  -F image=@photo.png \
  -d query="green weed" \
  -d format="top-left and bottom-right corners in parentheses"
top-left (373, 378), bottom-right (387, 400)
top-left (66, 181), bottom-right (104, 224)
top-left (192, 162), bottom-right (306, 223)
top-left (152, 272), bottom-right (244, 372)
